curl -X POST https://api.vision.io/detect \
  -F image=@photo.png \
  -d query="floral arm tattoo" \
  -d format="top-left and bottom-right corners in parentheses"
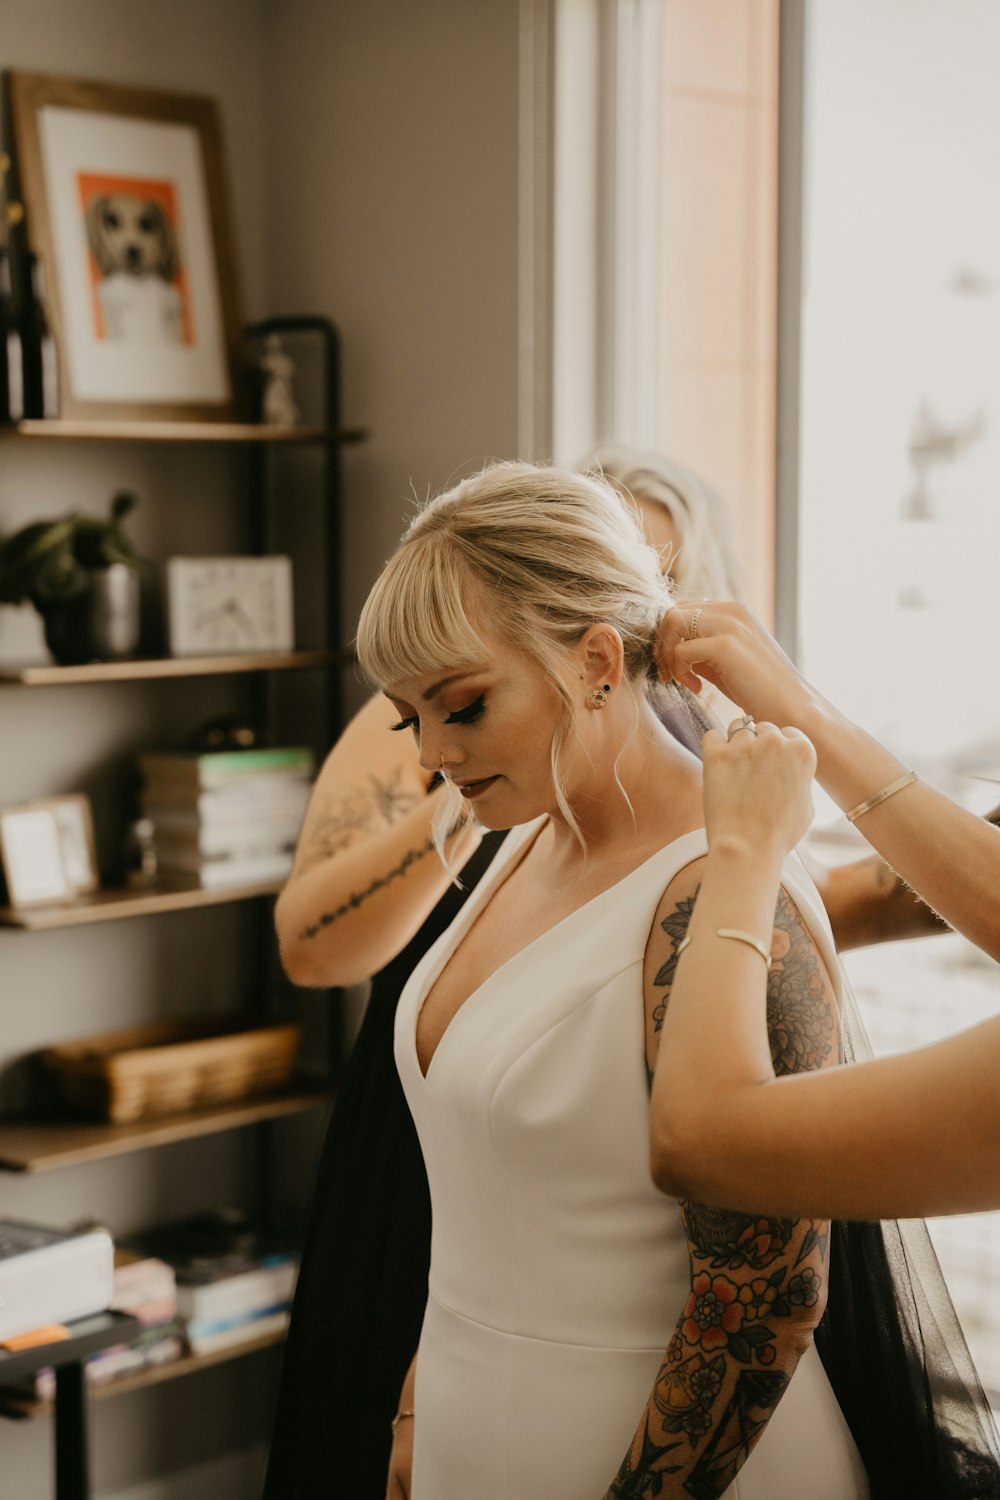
top-left (294, 766), bottom-right (424, 942)
top-left (605, 888), bottom-right (837, 1499)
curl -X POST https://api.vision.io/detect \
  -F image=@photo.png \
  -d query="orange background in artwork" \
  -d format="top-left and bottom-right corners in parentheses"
top-left (77, 172), bottom-right (195, 344)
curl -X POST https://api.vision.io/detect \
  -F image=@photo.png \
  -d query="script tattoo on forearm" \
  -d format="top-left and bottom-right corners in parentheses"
top-left (612, 888), bottom-right (835, 1497)
top-left (299, 838), bottom-right (434, 941)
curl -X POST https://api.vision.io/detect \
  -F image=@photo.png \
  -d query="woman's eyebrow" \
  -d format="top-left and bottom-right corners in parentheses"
top-left (422, 671), bottom-right (479, 702)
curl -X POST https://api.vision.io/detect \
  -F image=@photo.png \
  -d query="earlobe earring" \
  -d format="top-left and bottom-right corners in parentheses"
top-left (589, 684), bottom-right (611, 708)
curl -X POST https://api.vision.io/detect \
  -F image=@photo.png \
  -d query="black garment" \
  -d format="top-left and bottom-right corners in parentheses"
top-left (262, 832), bottom-right (504, 1500)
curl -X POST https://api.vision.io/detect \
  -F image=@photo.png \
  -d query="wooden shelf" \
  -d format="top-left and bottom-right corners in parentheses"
top-left (0, 880), bottom-right (285, 930)
top-left (0, 648), bottom-right (350, 686)
top-left (0, 1083), bottom-right (333, 1172)
top-left (0, 1322), bottom-right (288, 1419)
top-left (2, 419), bottom-right (367, 445)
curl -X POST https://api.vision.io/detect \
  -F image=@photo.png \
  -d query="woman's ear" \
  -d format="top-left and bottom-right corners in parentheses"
top-left (578, 624), bottom-right (624, 694)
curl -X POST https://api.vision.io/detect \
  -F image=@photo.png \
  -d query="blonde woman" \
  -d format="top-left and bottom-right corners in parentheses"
top-left (356, 461), bottom-right (880, 1500)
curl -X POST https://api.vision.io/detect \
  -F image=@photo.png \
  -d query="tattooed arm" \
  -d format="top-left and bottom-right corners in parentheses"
top-left (649, 794), bottom-right (1000, 1219)
top-left (275, 694), bottom-right (480, 987)
top-left (603, 865), bottom-right (837, 1499)
top-left (812, 853), bottom-right (947, 949)
top-left (814, 797), bottom-right (1000, 950)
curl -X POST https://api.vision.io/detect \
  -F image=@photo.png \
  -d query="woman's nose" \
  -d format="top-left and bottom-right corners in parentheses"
top-left (418, 733), bottom-right (461, 776)
top-left (417, 733), bottom-right (444, 775)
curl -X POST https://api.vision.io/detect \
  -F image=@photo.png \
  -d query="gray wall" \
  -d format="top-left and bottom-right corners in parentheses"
top-left (0, 1), bottom-right (522, 1495)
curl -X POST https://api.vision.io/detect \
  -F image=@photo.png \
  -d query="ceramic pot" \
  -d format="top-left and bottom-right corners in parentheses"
top-left (42, 564), bottom-right (141, 664)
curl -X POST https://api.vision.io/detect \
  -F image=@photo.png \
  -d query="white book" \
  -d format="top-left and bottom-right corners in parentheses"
top-left (153, 822), bottom-right (302, 857)
top-left (156, 850), bottom-right (294, 888)
top-left (177, 1257), bottom-right (298, 1326)
top-left (140, 778), bottom-right (312, 817)
top-left (143, 798), bottom-right (309, 835)
top-left (186, 1308), bottom-right (290, 1357)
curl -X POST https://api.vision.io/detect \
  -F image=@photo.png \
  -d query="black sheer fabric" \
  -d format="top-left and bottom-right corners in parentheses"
top-left (262, 831), bottom-right (504, 1500)
top-left (815, 985), bottom-right (1000, 1498)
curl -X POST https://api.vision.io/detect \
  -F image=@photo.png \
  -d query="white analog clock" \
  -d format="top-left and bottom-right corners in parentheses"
top-left (166, 556), bottom-right (295, 656)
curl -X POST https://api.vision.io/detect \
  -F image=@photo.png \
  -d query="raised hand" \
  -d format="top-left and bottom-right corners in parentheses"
top-left (702, 718), bottom-right (817, 861)
top-left (656, 600), bottom-right (820, 732)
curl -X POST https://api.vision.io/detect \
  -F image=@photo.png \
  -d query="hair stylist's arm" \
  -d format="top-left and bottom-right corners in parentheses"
top-left (657, 600), bottom-right (1000, 963)
top-left (650, 723), bottom-right (1000, 1220)
top-left (275, 694), bottom-right (480, 987)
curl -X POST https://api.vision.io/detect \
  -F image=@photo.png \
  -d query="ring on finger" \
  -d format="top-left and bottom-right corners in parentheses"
top-left (689, 608), bottom-right (702, 641)
top-left (727, 714), bottom-right (757, 741)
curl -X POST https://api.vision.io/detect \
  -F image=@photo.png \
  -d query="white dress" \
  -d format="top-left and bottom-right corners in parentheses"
top-left (394, 823), bottom-right (870, 1500)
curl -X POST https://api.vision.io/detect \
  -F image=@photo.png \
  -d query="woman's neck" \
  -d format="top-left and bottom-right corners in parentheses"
top-left (542, 700), bottom-right (703, 867)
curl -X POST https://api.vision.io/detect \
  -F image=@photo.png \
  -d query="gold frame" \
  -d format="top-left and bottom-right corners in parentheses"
top-left (0, 794), bottom-right (99, 908)
top-left (6, 70), bottom-right (243, 421)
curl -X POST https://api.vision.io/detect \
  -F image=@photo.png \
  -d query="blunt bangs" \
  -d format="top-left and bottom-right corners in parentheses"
top-left (355, 534), bottom-right (490, 690)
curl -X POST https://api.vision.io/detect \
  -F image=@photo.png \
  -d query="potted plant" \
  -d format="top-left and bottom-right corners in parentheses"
top-left (0, 491), bottom-right (149, 664)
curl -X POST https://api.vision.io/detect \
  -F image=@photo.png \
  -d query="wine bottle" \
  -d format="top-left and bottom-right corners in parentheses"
top-left (0, 155), bottom-right (24, 424)
top-left (21, 251), bottom-right (59, 419)
top-left (0, 239), bottom-right (23, 424)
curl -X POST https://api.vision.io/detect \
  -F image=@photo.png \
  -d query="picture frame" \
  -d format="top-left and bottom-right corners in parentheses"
top-left (166, 555), bottom-right (295, 656)
top-left (0, 794), bottom-right (99, 908)
top-left (6, 70), bottom-right (243, 421)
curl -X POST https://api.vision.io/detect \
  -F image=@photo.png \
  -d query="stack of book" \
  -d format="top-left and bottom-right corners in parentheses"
top-left (128, 1210), bottom-right (299, 1355)
top-left (137, 746), bottom-right (314, 889)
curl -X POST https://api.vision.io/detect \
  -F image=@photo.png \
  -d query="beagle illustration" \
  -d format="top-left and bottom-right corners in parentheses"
top-left (86, 194), bottom-right (185, 345)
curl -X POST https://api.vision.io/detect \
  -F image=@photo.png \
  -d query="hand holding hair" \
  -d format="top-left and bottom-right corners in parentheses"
top-left (702, 719), bottom-right (817, 864)
top-left (656, 598), bottom-right (819, 730)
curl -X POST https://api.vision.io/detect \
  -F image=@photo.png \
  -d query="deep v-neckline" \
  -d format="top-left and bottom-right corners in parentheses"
top-left (412, 819), bottom-right (707, 1082)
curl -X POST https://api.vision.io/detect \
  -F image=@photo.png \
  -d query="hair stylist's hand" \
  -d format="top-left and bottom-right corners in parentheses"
top-left (702, 720), bottom-right (817, 860)
top-left (385, 1417), bottom-right (413, 1500)
top-left (656, 600), bottom-right (819, 730)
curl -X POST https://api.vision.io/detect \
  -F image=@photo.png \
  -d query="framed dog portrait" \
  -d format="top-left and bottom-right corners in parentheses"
top-left (0, 794), bottom-right (99, 909)
top-left (6, 71), bottom-right (243, 421)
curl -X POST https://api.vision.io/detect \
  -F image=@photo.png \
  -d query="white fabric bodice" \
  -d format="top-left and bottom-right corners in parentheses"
top-left (394, 821), bottom-right (868, 1500)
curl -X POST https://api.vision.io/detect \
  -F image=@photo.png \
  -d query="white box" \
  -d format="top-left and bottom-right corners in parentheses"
top-left (0, 1220), bottom-right (115, 1341)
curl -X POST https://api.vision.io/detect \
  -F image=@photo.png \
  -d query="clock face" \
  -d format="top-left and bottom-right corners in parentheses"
top-left (167, 557), bottom-right (294, 656)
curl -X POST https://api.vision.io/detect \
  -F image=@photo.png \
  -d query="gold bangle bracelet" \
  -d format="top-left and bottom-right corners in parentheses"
top-left (674, 928), bottom-right (771, 967)
top-left (845, 770), bottom-right (917, 824)
top-left (716, 928), bottom-right (772, 966)
top-left (391, 1408), bottom-right (415, 1434)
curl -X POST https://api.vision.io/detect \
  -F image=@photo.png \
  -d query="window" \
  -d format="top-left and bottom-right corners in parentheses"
top-left (796, 0), bottom-right (1000, 1393)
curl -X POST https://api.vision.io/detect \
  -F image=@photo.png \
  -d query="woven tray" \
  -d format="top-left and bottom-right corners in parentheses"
top-left (42, 1018), bottom-right (301, 1124)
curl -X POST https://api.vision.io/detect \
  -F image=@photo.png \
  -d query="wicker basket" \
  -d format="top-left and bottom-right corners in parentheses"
top-left (42, 1018), bottom-right (302, 1124)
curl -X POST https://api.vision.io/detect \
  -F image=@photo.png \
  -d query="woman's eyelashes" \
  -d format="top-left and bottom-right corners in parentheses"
top-left (388, 694), bottom-right (485, 735)
top-left (444, 693), bottom-right (486, 726)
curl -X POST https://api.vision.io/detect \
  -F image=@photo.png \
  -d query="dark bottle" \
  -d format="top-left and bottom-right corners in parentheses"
top-left (21, 251), bottom-right (59, 419)
top-left (0, 244), bottom-right (24, 423)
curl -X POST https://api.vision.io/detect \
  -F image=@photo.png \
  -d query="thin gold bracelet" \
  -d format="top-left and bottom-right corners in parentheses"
top-left (716, 928), bottom-right (772, 966)
top-left (845, 770), bottom-right (917, 824)
top-left (391, 1408), bottom-right (415, 1434)
top-left (674, 928), bottom-right (771, 967)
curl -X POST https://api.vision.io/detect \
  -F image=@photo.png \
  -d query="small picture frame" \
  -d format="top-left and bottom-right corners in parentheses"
top-left (0, 795), bottom-right (99, 908)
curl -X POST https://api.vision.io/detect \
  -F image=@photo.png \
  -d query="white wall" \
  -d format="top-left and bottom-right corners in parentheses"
top-left (265, 0), bottom-right (522, 693)
top-left (0, 1), bottom-right (524, 1495)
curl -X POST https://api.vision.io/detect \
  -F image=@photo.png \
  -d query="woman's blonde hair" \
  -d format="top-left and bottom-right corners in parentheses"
top-left (356, 460), bottom-right (675, 850)
top-left (582, 444), bottom-right (744, 602)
